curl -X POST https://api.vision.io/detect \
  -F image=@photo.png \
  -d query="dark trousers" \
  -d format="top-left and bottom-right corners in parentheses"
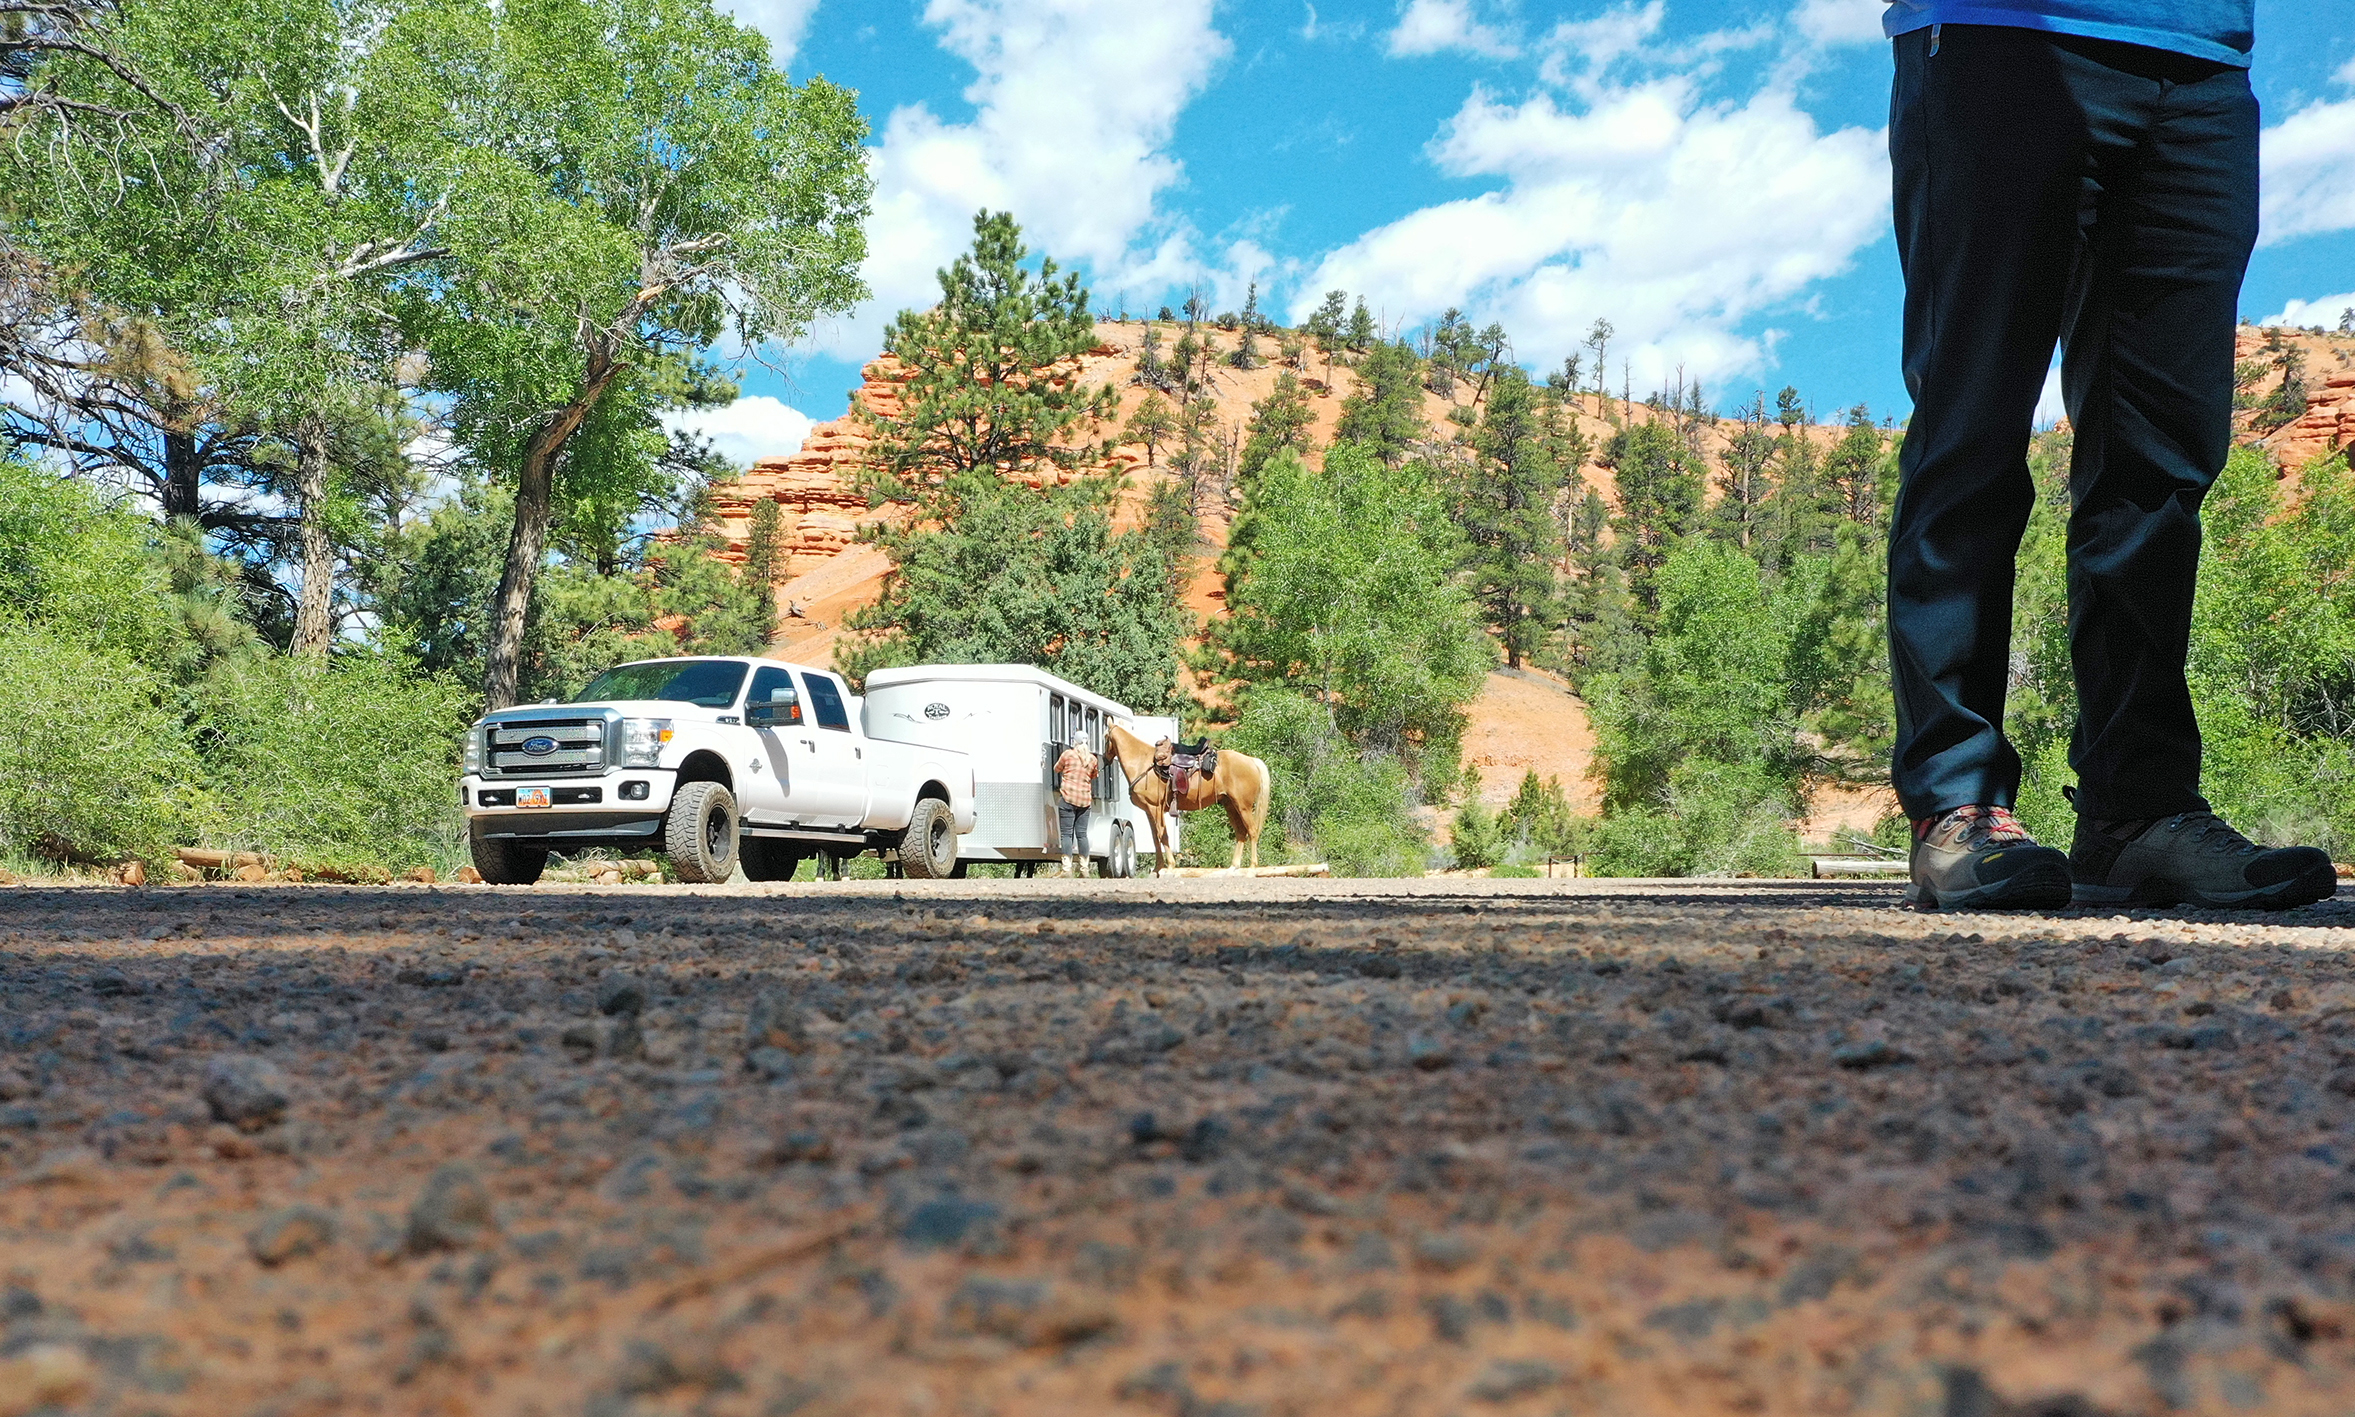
top-left (1056, 799), bottom-right (1089, 856)
top-left (1887, 25), bottom-right (2257, 822)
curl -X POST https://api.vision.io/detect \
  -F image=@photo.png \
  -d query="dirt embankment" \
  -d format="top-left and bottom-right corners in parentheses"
top-left (3, 878), bottom-right (2353, 1415)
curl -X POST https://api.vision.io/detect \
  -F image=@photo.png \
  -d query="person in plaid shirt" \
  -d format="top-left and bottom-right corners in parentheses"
top-left (1053, 737), bottom-right (1098, 878)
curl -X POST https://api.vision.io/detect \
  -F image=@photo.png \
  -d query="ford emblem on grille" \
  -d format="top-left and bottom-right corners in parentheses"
top-left (522, 736), bottom-right (558, 756)
top-left (924, 702), bottom-right (949, 720)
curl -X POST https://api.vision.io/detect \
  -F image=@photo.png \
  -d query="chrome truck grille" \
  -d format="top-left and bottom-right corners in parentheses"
top-left (484, 717), bottom-right (608, 777)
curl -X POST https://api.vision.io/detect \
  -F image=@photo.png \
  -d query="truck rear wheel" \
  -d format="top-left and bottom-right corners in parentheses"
top-left (741, 839), bottom-right (803, 882)
top-left (666, 781), bottom-right (740, 883)
top-left (898, 798), bottom-right (958, 879)
top-left (469, 832), bottom-right (547, 886)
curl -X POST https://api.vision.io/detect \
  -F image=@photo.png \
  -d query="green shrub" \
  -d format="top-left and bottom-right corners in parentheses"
top-left (195, 650), bottom-right (474, 871)
top-left (1224, 688), bottom-right (1430, 876)
top-left (1588, 761), bottom-right (1807, 878)
top-left (1450, 785), bottom-right (1504, 870)
top-left (0, 624), bottom-right (201, 867)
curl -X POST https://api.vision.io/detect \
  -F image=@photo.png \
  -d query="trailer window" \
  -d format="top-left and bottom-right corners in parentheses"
top-left (801, 673), bottom-right (851, 731)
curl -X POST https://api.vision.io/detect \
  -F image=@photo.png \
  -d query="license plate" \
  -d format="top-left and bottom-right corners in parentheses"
top-left (517, 787), bottom-right (551, 809)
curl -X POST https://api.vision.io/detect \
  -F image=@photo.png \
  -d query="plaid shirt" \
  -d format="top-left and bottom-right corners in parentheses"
top-left (1055, 747), bottom-right (1098, 808)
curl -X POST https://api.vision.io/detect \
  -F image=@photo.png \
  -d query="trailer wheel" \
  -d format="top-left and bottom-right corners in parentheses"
top-left (898, 798), bottom-right (958, 879)
top-left (469, 831), bottom-right (547, 886)
top-left (1108, 823), bottom-right (1137, 879)
top-left (666, 781), bottom-right (739, 883)
top-left (741, 839), bottom-right (803, 882)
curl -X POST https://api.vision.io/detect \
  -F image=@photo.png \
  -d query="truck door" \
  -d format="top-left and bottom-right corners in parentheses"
top-left (795, 671), bottom-right (867, 826)
top-left (741, 666), bottom-right (801, 823)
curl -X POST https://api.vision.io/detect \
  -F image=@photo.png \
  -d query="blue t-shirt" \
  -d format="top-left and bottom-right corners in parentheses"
top-left (1882, 1), bottom-right (2253, 66)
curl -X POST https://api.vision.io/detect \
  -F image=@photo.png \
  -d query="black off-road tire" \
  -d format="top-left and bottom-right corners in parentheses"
top-left (469, 832), bottom-right (548, 886)
top-left (898, 798), bottom-right (959, 879)
top-left (665, 781), bottom-right (740, 883)
top-left (740, 838), bottom-right (804, 883)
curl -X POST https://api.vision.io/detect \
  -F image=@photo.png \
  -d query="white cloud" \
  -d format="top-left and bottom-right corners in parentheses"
top-left (816, 0), bottom-right (1230, 361)
top-left (2261, 87), bottom-right (2355, 246)
top-left (1790, 0), bottom-right (1884, 46)
top-left (1389, 0), bottom-right (1520, 60)
top-left (665, 395), bottom-right (817, 472)
top-left (1294, 65), bottom-right (1887, 392)
top-left (2261, 290), bottom-right (2355, 330)
top-left (713, 0), bottom-right (821, 68)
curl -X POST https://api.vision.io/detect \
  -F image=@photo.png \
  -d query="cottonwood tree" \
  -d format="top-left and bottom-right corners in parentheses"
top-left (2, 0), bottom-right (458, 651)
top-left (420, 0), bottom-right (870, 706)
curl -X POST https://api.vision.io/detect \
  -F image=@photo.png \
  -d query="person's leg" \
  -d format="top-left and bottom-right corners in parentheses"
top-left (1886, 26), bottom-right (2090, 820)
top-left (2057, 42), bottom-right (2256, 820)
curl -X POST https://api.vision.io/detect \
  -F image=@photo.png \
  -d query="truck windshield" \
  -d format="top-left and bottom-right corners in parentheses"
top-left (577, 660), bottom-right (747, 708)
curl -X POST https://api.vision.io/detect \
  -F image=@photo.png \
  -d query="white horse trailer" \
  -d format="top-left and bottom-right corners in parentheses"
top-left (862, 665), bottom-right (1175, 878)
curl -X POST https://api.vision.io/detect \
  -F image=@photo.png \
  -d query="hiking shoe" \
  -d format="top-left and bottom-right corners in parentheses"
top-left (1905, 805), bottom-right (2073, 910)
top-left (2071, 812), bottom-right (2337, 910)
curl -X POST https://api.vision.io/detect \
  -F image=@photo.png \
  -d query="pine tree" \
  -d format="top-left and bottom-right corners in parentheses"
top-left (1823, 404), bottom-right (1887, 526)
top-left (1712, 393), bottom-right (1777, 553)
top-left (1760, 424), bottom-right (1836, 566)
top-left (1229, 322), bottom-right (1261, 370)
top-left (1345, 297), bottom-right (1378, 354)
top-left (1585, 319), bottom-right (1613, 402)
top-left (859, 211), bottom-right (1114, 507)
top-left (1126, 393), bottom-right (1177, 466)
top-left (1238, 370), bottom-right (1315, 492)
top-left (1546, 353), bottom-right (1583, 400)
top-left (1306, 289), bottom-right (1347, 347)
top-left (1334, 340), bottom-right (1426, 464)
top-left (1240, 280), bottom-right (1264, 331)
top-left (840, 475), bottom-right (1187, 713)
top-left (1459, 366), bottom-right (1568, 668)
top-left (1134, 321), bottom-right (1177, 392)
top-left (1774, 385), bottom-right (1806, 431)
top-left (1602, 418), bottom-right (1701, 615)
top-left (741, 497), bottom-right (785, 644)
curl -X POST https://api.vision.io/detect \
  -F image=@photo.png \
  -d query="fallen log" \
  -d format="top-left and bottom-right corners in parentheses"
top-left (174, 847), bottom-right (271, 871)
top-left (1811, 858), bottom-right (1909, 878)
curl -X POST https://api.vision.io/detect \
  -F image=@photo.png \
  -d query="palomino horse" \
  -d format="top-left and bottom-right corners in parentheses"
top-left (1104, 723), bottom-right (1271, 876)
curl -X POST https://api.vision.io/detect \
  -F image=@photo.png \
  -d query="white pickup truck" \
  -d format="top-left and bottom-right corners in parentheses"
top-left (459, 655), bottom-right (975, 885)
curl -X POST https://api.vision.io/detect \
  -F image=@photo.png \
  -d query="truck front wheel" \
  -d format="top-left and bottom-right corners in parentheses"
top-left (469, 832), bottom-right (548, 886)
top-left (898, 798), bottom-right (959, 879)
top-left (666, 781), bottom-right (740, 883)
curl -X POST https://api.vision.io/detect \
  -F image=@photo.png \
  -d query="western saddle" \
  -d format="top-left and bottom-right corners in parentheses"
top-left (1153, 738), bottom-right (1217, 797)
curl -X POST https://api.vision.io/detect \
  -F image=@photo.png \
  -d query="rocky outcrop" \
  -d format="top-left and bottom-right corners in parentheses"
top-left (2266, 370), bottom-right (2355, 473)
top-left (703, 359), bottom-right (913, 579)
top-left (2236, 326), bottom-right (2355, 474)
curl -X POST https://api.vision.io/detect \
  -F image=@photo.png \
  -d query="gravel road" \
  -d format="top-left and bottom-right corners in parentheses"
top-left (4, 876), bottom-right (2354, 1416)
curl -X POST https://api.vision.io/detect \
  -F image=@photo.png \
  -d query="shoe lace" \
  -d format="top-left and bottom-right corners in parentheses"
top-left (1933, 805), bottom-right (2033, 848)
top-left (2160, 812), bottom-right (2258, 856)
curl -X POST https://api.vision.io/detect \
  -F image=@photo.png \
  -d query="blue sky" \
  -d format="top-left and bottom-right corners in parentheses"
top-left (676, 0), bottom-right (2355, 465)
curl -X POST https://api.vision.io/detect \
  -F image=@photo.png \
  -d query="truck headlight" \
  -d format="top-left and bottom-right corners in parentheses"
top-left (620, 718), bottom-right (674, 767)
top-left (462, 725), bottom-right (483, 775)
